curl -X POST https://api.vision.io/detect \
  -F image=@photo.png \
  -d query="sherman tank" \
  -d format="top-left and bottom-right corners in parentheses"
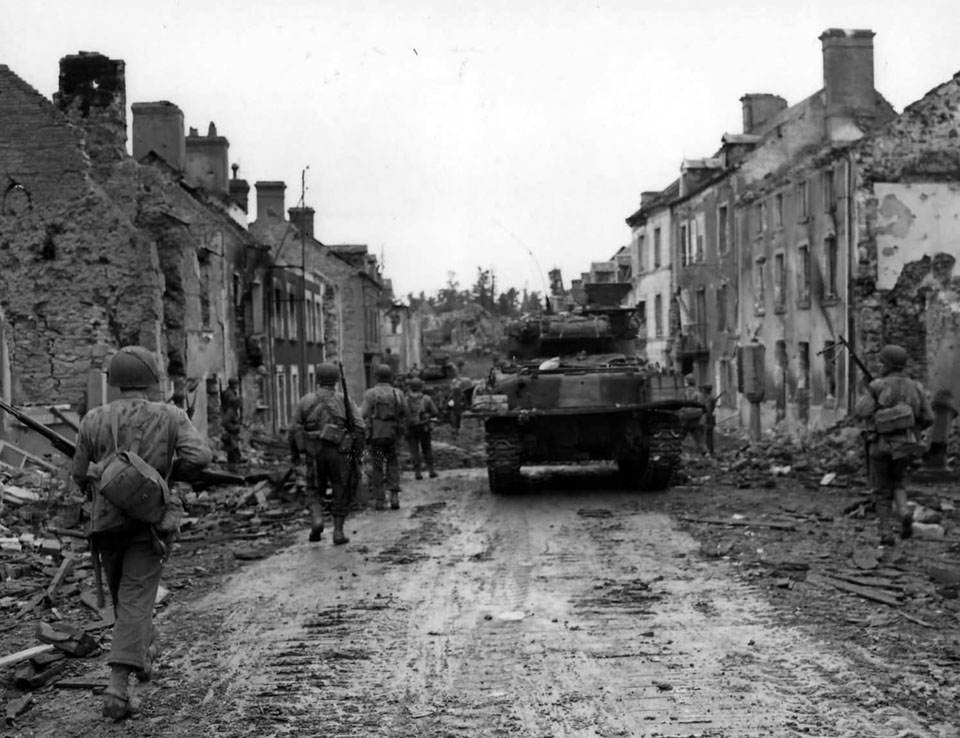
top-left (468, 282), bottom-right (700, 494)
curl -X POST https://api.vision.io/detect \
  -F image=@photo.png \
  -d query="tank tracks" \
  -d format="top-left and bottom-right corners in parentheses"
top-left (485, 426), bottom-right (522, 494)
top-left (639, 411), bottom-right (684, 490)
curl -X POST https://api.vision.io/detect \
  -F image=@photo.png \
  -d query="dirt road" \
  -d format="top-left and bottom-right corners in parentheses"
top-left (10, 467), bottom-right (957, 737)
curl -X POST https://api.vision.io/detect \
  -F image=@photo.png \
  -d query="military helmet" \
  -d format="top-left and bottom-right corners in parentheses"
top-left (316, 363), bottom-right (339, 386)
top-left (880, 344), bottom-right (908, 372)
top-left (108, 346), bottom-right (161, 389)
top-left (228, 377), bottom-right (239, 388)
top-left (409, 377), bottom-right (424, 391)
top-left (375, 364), bottom-right (393, 381)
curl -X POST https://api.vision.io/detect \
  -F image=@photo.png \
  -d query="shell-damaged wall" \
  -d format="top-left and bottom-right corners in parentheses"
top-left (0, 60), bottom-right (164, 408)
top-left (853, 73), bottom-right (960, 396)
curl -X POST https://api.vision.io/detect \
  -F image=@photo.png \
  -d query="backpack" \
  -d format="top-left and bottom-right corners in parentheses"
top-left (872, 377), bottom-right (918, 435)
top-left (97, 406), bottom-right (173, 526)
top-left (371, 387), bottom-right (403, 440)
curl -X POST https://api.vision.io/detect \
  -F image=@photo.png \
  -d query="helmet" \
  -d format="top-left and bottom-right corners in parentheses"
top-left (409, 377), bottom-right (424, 391)
top-left (879, 344), bottom-right (908, 372)
top-left (375, 364), bottom-right (393, 382)
top-left (316, 363), bottom-right (339, 387)
top-left (108, 346), bottom-right (161, 389)
top-left (684, 373), bottom-right (696, 386)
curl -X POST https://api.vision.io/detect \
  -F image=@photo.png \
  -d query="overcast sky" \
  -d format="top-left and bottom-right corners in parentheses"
top-left (3, 1), bottom-right (960, 298)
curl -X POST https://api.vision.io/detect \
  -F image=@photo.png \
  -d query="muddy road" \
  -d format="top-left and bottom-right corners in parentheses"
top-left (10, 467), bottom-right (957, 737)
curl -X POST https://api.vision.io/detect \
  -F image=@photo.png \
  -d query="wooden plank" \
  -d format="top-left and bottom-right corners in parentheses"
top-left (0, 644), bottom-right (56, 670)
top-left (806, 572), bottom-right (902, 607)
top-left (45, 554), bottom-right (76, 604)
top-left (679, 516), bottom-right (796, 531)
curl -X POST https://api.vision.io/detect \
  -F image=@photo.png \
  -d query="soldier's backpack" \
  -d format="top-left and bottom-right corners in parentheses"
top-left (371, 388), bottom-right (403, 440)
top-left (872, 377), bottom-right (918, 435)
top-left (97, 408), bottom-right (173, 526)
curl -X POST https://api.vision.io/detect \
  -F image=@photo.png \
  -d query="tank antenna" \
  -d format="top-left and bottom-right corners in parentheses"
top-left (492, 218), bottom-right (551, 298)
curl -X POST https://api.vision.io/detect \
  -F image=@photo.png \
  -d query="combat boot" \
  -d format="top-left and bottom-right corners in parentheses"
top-left (333, 516), bottom-right (349, 545)
top-left (308, 503), bottom-right (325, 542)
top-left (876, 500), bottom-right (895, 547)
top-left (428, 468), bottom-right (438, 479)
top-left (390, 490), bottom-right (400, 510)
top-left (374, 497), bottom-right (387, 511)
top-left (103, 665), bottom-right (140, 720)
top-left (893, 488), bottom-right (913, 540)
top-left (415, 470), bottom-right (423, 480)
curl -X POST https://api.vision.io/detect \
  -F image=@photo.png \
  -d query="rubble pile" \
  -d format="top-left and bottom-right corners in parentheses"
top-left (685, 423), bottom-right (869, 490)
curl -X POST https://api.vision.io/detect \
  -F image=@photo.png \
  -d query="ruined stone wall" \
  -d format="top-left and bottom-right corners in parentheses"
top-left (0, 193), bottom-right (163, 407)
top-left (853, 75), bottom-right (960, 393)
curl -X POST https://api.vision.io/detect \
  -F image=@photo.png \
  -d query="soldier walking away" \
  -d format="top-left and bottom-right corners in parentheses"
top-left (678, 374), bottom-right (707, 454)
top-left (289, 363), bottom-right (365, 545)
top-left (361, 364), bottom-right (408, 510)
top-left (72, 346), bottom-right (212, 721)
top-left (702, 384), bottom-right (719, 457)
top-left (405, 377), bottom-right (439, 480)
top-left (220, 377), bottom-right (243, 464)
top-left (855, 344), bottom-right (934, 546)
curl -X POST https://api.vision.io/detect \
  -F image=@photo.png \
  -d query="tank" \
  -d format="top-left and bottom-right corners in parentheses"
top-left (467, 282), bottom-right (701, 493)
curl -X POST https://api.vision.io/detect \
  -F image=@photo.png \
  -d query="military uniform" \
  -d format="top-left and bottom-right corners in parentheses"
top-left (679, 374), bottom-right (707, 453)
top-left (73, 346), bottom-right (212, 721)
top-left (855, 345), bottom-right (934, 545)
top-left (290, 364), bottom-right (365, 545)
top-left (361, 365), bottom-right (408, 510)
top-left (405, 379), bottom-right (439, 480)
top-left (221, 379), bottom-right (243, 464)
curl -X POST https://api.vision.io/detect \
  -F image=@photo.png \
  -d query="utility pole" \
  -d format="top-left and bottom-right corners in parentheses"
top-left (299, 167), bottom-right (309, 397)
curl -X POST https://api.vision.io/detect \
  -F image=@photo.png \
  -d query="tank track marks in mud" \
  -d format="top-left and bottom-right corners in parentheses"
top-left (638, 411), bottom-right (684, 491)
top-left (485, 427), bottom-right (522, 494)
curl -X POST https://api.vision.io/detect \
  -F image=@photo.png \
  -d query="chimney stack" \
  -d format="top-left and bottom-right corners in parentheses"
top-left (131, 101), bottom-right (185, 171)
top-left (288, 206), bottom-right (315, 239)
top-left (821, 28), bottom-right (876, 140)
top-left (254, 181), bottom-right (286, 222)
top-left (740, 94), bottom-right (788, 134)
top-left (229, 164), bottom-right (250, 213)
top-left (185, 121), bottom-right (230, 193)
top-left (54, 52), bottom-right (127, 161)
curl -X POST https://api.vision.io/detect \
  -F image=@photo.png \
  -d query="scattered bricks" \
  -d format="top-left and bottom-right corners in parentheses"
top-left (34, 621), bottom-right (99, 658)
top-left (13, 657), bottom-right (66, 690)
top-left (38, 539), bottom-right (61, 557)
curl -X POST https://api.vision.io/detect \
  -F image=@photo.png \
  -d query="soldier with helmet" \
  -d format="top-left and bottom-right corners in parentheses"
top-left (405, 377), bottom-right (439, 480)
top-left (289, 363), bottom-right (365, 545)
top-left (678, 373), bottom-right (707, 454)
top-left (360, 363), bottom-right (408, 510)
top-left (73, 346), bottom-right (212, 721)
top-left (855, 344), bottom-right (934, 545)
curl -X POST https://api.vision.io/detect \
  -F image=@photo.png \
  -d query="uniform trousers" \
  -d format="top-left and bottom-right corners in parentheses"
top-left (95, 530), bottom-right (162, 672)
top-left (369, 438), bottom-right (400, 502)
top-left (305, 443), bottom-right (352, 519)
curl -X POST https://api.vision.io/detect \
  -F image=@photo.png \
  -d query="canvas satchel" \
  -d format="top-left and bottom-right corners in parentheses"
top-left (97, 407), bottom-right (173, 526)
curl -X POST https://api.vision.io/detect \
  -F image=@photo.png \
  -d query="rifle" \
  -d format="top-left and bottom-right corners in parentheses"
top-left (0, 398), bottom-right (76, 457)
top-left (338, 362), bottom-right (363, 495)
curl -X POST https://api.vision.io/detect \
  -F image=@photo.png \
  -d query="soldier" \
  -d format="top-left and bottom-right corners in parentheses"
top-left (220, 378), bottom-right (243, 464)
top-left (678, 373), bottom-right (707, 454)
top-left (405, 377), bottom-right (439, 480)
top-left (855, 344), bottom-right (934, 546)
top-left (73, 346), bottom-right (212, 721)
top-left (289, 363), bottom-right (365, 545)
top-left (702, 384), bottom-right (718, 457)
top-left (361, 364), bottom-right (408, 510)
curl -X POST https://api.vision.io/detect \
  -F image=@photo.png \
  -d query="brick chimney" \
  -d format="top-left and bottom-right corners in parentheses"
top-left (131, 101), bottom-right (185, 171)
top-left (228, 164), bottom-right (249, 213)
top-left (288, 206), bottom-right (315, 238)
top-left (255, 181), bottom-right (286, 222)
top-left (54, 52), bottom-right (127, 162)
top-left (821, 28), bottom-right (876, 141)
top-left (185, 121), bottom-right (229, 194)
top-left (740, 94), bottom-right (788, 134)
